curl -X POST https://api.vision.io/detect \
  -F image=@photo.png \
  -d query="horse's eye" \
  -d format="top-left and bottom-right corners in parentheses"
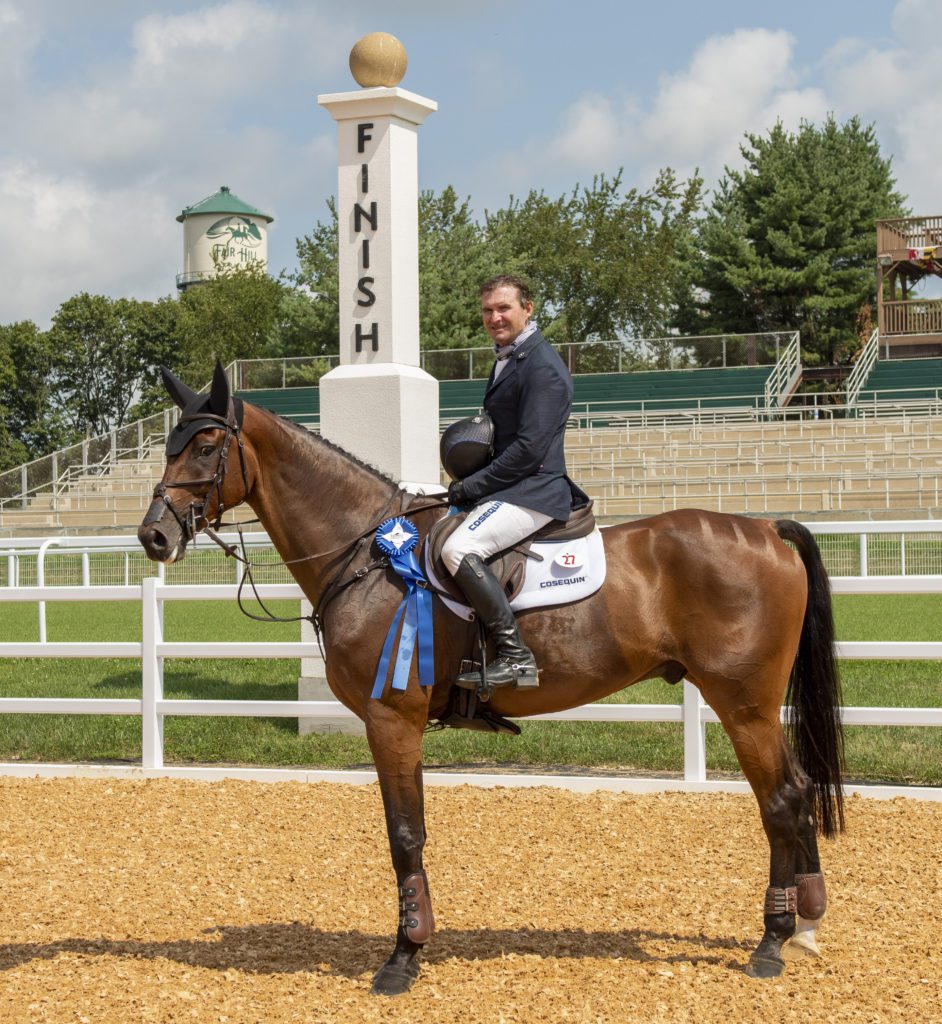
top-left (199, 444), bottom-right (216, 458)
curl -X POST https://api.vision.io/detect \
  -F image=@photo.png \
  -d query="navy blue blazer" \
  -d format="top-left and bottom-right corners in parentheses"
top-left (460, 329), bottom-right (585, 521)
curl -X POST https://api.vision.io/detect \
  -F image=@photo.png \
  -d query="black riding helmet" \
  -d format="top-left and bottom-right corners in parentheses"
top-left (440, 413), bottom-right (494, 481)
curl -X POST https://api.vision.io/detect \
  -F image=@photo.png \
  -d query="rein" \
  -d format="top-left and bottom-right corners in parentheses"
top-left (224, 494), bottom-right (451, 652)
top-left (154, 412), bottom-right (449, 654)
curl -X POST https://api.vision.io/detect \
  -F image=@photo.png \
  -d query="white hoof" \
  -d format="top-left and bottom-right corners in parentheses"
top-left (783, 916), bottom-right (823, 960)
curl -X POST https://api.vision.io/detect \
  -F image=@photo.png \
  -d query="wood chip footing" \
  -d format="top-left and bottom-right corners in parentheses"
top-left (0, 779), bottom-right (939, 1023)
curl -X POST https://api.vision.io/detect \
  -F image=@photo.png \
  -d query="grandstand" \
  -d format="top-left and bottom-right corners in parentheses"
top-left (5, 329), bottom-right (942, 535)
top-left (229, 364), bottom-right (779, 427)
top-left (856, 357), bottom-right (942, 406)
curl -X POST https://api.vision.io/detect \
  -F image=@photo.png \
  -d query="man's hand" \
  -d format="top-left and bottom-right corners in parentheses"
top-left (447, 480), bottom-right (467, 507)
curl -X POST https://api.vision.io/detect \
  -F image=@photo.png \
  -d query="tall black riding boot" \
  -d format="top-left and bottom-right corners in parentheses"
top-left (452, 554), bottom-right (539, 692)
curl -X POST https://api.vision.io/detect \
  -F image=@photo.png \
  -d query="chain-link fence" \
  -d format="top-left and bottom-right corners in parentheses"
top-left (230, 333), bottom-right (794, 386)
top-left (0, 542), bottom-right (296, 588)
top-left (6, 529), bottom-right (942, 589)
top-left (0, 410), bottom-right (172, 510)
top-left (813, 531), bottom-right (942, 576)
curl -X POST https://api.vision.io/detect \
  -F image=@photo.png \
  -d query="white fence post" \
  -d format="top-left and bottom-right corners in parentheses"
top-left (683, 680), bottom-right (707, 782)
top-left (141, 576), bottom-right (164, 769)
top-left (36, 538), bottom-right (60, 643)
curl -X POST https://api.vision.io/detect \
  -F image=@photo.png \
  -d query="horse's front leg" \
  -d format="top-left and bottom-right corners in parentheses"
top-left (364, 695), bottom-right (434, 996)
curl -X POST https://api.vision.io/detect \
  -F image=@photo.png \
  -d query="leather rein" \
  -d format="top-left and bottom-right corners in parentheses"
top-left (150, 403), bottom-right (449, 646)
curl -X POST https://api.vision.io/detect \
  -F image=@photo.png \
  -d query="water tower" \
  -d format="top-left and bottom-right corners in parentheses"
top-left (176, 185), bottom-right (273, 291)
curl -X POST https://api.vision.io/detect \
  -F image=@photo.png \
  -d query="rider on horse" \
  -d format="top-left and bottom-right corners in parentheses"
top-left (443, 274), bottom-right (588, 691)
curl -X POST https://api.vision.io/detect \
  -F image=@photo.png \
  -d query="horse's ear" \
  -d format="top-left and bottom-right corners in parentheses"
top-left (209, 360), bottom-right (230, 416)
top-left (161, 366), bottom-right (199, 410)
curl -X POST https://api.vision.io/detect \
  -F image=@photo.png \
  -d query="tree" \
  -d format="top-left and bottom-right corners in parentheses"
top-left (174, 261), bottom-right (287, 384)
top-left (48, 294), bottom-right (166, 438)
top-left (484, 169), bottom-right (703, 351)
top-left (293, 189), bottom-right (503, 362)
top-left (293, 174), bottom-right (702, 370)
top-left (678, 115), bottom-right (908, 364)
top-left (0, 321), bottom-right (68, 465)
top-left (418, 186), bottom-right (504, 350)
top-left (127, 296), bottom-right (181, 420)
top-left (291, 198), bottom-right (341, 359)
top-left (0, 326), bottom-right (26, 473)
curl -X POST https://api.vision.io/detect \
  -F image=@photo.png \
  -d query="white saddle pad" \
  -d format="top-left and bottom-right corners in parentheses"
top-left (425, 528), bottom-right (607, 621)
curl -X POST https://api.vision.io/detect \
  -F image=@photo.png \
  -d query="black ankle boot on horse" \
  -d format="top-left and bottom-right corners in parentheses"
top-left (452, 553), bottom-right (539, 693)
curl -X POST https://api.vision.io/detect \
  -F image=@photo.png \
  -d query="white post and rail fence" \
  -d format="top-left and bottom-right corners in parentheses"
top-left (0, 525), bottom-right (941, 799)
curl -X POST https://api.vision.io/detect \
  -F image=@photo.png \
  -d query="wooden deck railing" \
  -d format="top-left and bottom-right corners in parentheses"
top-left (877, 215), bottom-right (942, 254)
top-left (880, 298), bottom-right (942, 335)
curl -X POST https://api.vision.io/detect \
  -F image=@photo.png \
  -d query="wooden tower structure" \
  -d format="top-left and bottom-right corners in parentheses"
top-left (876, 215), bottom-right (942, 356)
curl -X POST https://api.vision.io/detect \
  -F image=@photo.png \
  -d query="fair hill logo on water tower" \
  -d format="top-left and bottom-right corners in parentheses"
top-left (206, 215), bottom-right (264, 264)
top-left (176, 186), bottom-right (273, 291)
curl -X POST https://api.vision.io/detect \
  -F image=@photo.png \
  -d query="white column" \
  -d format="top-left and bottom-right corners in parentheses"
top-left (317, 87), bottom-right (441, 493)
top-left (683, 680), bottom-right (707, 782)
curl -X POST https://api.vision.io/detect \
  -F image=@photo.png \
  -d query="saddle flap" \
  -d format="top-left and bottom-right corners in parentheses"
top-left (424, 514), bottom-right (529, 604)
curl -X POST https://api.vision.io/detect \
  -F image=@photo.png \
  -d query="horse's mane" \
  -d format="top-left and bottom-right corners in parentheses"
top-left (271, 410), bottom-right (401, 488)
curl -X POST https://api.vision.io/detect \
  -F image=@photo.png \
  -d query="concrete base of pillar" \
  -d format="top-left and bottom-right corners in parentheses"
top-left (298, 599), bottom-right (366, 736)
top-left (319, 363), bottom-right (442, 493)
top-left (297, 675), bottom-right (366, 737)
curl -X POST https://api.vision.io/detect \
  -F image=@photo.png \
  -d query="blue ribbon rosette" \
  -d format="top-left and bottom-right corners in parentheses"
top-left (370, 516), bottom-right (435, 699)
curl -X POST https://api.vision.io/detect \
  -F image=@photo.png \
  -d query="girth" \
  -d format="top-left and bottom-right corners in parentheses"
top-left (423, 500), bottom-right (596, 604)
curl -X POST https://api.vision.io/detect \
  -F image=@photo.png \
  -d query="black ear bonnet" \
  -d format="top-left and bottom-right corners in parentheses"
top-left (161, 363), bottom-right (244, 456)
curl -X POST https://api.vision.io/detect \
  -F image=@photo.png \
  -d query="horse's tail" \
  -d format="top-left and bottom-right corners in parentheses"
top-left (775, 519), bottom-right (846, 838)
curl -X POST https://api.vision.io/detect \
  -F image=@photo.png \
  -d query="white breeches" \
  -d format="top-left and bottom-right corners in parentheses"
top-left (441, 500), bottom-right (553, 577)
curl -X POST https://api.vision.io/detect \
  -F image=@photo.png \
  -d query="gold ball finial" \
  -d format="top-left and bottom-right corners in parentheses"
top-left (349, 32), bottom-right (407, 88)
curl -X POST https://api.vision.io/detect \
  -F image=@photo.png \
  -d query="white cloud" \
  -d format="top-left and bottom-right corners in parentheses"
top-left (0, 0), bottom-right (353, 324)
top-left (544, 94), bottom-right (622, 169)
top-left (825, 0), bottom-right (942, 212)
top-left (503, 10), bottom-right (941, 216)
top-left (0, 0), bottom-right (40, 90)
top-left (0, 160), bottom-right (176, 324)
top-left (504, 28), bottom-right (833, 195)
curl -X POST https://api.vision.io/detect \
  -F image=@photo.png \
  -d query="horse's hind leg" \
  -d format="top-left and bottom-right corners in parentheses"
top-left (712, 704), bottom-right (810, 978)
top-left (364, 698), bottom-right (435, 996)
top-left (783, 791), bottom-right (828, 960)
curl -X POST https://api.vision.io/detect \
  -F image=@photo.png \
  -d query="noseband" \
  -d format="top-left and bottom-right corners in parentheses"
top-left (146, 399), bottom-right (249, 544)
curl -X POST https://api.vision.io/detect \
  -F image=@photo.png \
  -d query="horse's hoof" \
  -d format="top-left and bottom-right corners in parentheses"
top-left (745, 954), bottom-right (786, 979)
top-left (782, 917), bottom-right (823, 960)
top-left (369, 960), bottom-right (420, 996)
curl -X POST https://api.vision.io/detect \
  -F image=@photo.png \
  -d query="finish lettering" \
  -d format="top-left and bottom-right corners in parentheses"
top-left (357, 123), bottom-right (374, 154)
top-left (356, 322), bottom-right (379, 353)
top-left (354, 202), bottom-right (378, 233)
top-left (357, 277), bottom-right (376, 307)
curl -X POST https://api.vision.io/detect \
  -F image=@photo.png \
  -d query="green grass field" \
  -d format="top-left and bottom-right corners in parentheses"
top-left (0, 594), bottom-right (940, 784)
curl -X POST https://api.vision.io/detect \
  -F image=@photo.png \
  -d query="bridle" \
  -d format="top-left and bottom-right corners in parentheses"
top-left (145, 399), bottom-right (249, 546)
top-left (146, 400), bottom-right (450, 647)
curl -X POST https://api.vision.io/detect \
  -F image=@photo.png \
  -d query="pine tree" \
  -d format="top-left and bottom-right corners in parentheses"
top-left (678, 116), bottom-right (907, 364)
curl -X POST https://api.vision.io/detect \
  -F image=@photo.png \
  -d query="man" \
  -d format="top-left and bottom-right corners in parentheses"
top-left (443, 274), bottom-right (586, 691)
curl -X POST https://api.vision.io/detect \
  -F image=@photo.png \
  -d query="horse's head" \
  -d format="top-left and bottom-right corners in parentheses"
top-left (137, 361), bottom-right (250, 563)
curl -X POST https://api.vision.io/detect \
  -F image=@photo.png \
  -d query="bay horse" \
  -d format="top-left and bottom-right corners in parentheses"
top-left (138, 364), bottom-right (844, 994)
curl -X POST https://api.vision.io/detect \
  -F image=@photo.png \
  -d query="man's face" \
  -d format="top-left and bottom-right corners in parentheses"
top-left (481, 286), bottom-right (533, 348)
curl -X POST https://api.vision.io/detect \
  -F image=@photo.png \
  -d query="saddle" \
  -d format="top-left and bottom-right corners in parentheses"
top-left (423, 501), bottom-right (597, 603)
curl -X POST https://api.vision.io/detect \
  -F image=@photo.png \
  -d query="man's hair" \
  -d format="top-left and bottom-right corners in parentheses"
top-left (480, 274), bottom-right (532, 306)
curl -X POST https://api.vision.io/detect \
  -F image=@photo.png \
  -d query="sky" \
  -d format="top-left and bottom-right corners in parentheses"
top-left (1, 0), bottom-right (939, 328)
